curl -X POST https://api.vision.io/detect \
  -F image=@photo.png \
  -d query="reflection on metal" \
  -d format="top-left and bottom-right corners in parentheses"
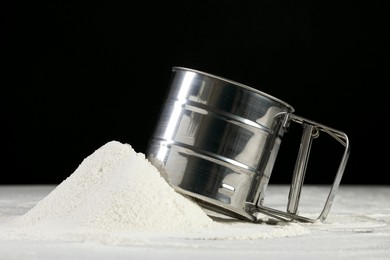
top-left (147, 67), bottom-right (350, 223)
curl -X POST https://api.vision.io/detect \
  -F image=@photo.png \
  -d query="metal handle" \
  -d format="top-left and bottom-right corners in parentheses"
top-left (287, 123), bottom-right (318, 214)
top-left (254, 114), bottom-right (350, 223)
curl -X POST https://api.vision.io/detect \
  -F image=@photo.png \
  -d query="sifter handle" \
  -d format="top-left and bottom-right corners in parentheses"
top-left (255, 114), bottom-right (350, 223)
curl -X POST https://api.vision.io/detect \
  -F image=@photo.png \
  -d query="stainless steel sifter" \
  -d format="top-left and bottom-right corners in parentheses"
top-left (146, 67), bottom-right (350, 223)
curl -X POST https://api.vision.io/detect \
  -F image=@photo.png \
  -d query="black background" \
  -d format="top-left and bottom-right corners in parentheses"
top-left (1, 1), bottom-right (388, 185)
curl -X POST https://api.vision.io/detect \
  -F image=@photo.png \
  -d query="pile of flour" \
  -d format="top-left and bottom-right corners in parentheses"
top-left (1, 140), bottom-right (310, 243)
top-left (16, 141), bottom-right (216, 233)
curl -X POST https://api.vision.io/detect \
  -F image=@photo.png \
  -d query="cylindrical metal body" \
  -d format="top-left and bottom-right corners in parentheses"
top-left (146, 67), bottom-right (294, 220)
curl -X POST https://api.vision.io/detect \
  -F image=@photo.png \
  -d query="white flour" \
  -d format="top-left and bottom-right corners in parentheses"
top-left (0, 140), bottom-right (310, 243)
top-left (17, 141), bottom-right (216, 232)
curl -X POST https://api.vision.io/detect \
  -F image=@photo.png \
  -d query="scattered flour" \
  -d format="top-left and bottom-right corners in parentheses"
top-left (0, 140), bottom-right (310, 244)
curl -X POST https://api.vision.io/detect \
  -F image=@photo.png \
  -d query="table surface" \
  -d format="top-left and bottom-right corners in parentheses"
top-left (0, 185), bottom-right (389, 260)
